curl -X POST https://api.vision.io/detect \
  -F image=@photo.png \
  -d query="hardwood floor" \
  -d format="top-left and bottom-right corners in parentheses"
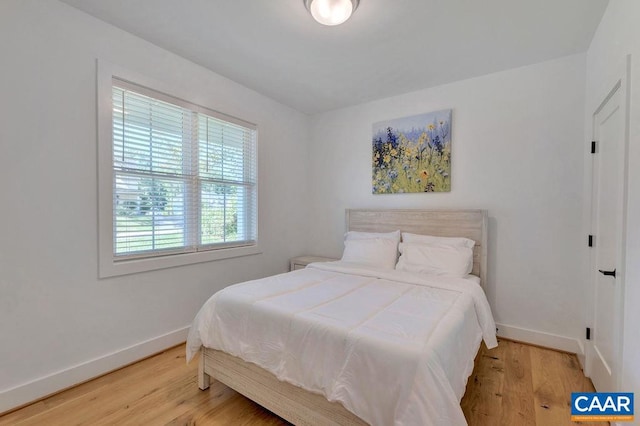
top-left (0, 339), bottom-right (598, 426)
top-left (461, 339), bottom-right (599, 426)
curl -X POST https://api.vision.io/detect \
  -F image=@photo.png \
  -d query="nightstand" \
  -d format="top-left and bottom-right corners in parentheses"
top-left (290, 255), bottom-right (337, 271)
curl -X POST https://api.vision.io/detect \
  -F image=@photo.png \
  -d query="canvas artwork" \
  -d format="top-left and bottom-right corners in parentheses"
top-left (372, 109), bottom-right (452, 194)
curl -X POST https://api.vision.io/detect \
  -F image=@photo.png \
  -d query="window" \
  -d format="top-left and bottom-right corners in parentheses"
top-left (98, 64), bottom-right (258, 277)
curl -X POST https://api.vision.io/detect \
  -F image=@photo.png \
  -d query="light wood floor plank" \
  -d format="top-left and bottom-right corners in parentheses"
top-left (1, 346), bottom-right (182, 424)
top-left (461, 341), bottom-right (507, 424)
top-left (462, 339), bottom-right (599, 426)
top-left (500, 341), bottom-right (535, 426)
top-left (529, 345), bottom-right (601, 426)
top-left (1, 339), bottom-right (597, 426)
top-left (12, 353), bottom-right (192, 426)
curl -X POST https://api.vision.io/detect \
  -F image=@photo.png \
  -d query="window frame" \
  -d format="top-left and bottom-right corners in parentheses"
top-left (97, 60), bottom-right (260, 278)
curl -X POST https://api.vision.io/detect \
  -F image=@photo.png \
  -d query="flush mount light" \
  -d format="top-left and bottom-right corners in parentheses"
top-left (304, 0), bottom-right (360, 26)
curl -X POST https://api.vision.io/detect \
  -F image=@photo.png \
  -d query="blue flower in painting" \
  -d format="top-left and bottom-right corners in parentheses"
top-left (386, 127), bottom-right (399, 150)
top-left (388, 169), bottom-right (398, 180)
top-left (432, 135), bottom-right (443, 154)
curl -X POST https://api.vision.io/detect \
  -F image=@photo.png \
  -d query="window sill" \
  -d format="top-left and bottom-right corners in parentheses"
top-left (99, 244), bottom-right (261, 278)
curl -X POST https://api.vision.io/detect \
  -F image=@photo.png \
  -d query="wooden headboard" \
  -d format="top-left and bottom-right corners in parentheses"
top-left (346, 209), bottom-right (488, 285)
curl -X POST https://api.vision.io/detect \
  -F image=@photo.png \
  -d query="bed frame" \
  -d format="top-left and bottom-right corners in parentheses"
top-left (198, 209), bottom-right (488, 425)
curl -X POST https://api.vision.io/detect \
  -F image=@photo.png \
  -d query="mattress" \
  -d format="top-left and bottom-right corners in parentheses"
top-left (187, 261), bottom-right (497, 426)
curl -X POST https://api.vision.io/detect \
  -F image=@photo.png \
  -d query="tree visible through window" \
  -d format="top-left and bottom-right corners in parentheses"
top-left (111, 80), bottom-right (257, 260)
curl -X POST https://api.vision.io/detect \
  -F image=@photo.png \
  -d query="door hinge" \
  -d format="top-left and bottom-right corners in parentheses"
top-left (588, 235), bottom-right (594, 247)
top-left (586, 327), bottom-right (591, 340)
top-left (591, 140), bottom-right (597, 154)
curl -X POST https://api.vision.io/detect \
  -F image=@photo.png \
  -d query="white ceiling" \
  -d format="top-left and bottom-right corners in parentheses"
top-left (60, 0), bottom-right (608, 114)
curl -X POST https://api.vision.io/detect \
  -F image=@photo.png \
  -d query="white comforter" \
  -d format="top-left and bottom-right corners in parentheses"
top-left (187, 262), bottom-right (497, 426)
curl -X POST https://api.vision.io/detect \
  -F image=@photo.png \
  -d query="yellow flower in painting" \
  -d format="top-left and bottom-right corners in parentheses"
top-left (420, 170), bottom-right (429, 179)
top-left (383, 155), bottom-right (391, 163)
top-left (390, 148), bottom-right (398, 157)
top-left (428, 124), bottom-right (435, 131)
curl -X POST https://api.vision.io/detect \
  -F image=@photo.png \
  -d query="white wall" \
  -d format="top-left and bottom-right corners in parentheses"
top-left (0, 0), bottom-right (309, 411)
top-left (585, 0), bottom-right (640, 397)
top-left (308, 54), bottom-right (587, 353)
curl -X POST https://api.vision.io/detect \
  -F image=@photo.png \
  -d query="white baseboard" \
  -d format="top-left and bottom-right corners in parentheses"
top-left (496, 323), bottom-right (585, 357)
top-left (0, 326), bottom-right (190, 414)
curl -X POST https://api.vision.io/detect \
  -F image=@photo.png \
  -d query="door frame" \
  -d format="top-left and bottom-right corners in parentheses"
top-left (584, 54), bottom-right (632, 390)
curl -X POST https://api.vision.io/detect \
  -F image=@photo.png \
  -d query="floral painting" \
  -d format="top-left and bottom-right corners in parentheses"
top-left (372, 109), bottom-right (452, 194)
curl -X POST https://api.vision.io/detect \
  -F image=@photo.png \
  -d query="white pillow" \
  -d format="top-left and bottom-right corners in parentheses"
top-left (341, 238), bottom-right (399, 270)
top-left (396, 242), bottom-right (473, 277)
top-left (346, 230), bottom-right (401, 243)
top-left (401, 232), bottom-right (475, 249)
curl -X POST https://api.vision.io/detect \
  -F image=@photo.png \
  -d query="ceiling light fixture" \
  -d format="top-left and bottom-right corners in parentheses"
top-left (304, 0), bottom-right (360, 26)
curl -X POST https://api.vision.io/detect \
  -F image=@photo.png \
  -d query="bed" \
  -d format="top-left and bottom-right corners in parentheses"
top-left (187, 209), bottom-right (497, 426)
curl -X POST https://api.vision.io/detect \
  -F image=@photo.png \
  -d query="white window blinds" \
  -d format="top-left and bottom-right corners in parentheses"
top-left (111, 79), bottom-right (257, 260)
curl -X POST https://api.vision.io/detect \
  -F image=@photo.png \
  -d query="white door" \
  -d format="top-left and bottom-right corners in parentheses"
top-left (588, 80), bottom-right (628, 392)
